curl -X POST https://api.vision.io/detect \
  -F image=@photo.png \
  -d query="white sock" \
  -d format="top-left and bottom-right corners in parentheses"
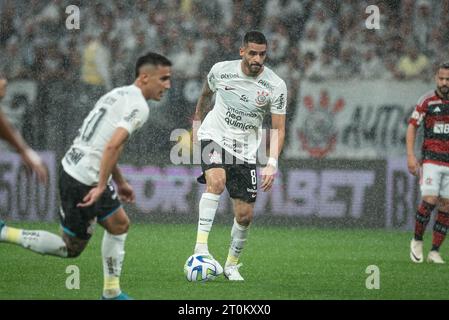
top-left (226, 219), bottom-right (250, 267)
top-left (194, 193), bottom-right (220, 254)
top-left (0, 226), bottom-right (67, 257)
top-left (102, 231), bottom-right (127, 298)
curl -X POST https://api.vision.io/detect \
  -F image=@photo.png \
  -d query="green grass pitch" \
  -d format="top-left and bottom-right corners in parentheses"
top-left (0, 222), bottom-right (448, 300)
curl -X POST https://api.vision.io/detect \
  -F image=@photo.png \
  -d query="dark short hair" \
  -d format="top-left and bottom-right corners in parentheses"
top-left (243, 30), bottom-right (267, 47)
top-left (437, 61), bottom-right (449, 73)
top-left (135, 52), bottom-right (172, 78)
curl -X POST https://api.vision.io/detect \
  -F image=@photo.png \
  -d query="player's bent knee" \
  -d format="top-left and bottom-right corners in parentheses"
top-left (108, 220), bottom-right (130, 235)
top-left (207, 179), bottom-right (226, 194)
top-left (236, 216), bottom-right (252, 227)
top-left (236, 210), bottom-right (253, 226)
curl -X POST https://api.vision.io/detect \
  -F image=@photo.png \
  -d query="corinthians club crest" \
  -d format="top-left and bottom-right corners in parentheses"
top-left (255, 90), bottom-right (269, 107)
top-left (298, 90), bottom-right (345, 158)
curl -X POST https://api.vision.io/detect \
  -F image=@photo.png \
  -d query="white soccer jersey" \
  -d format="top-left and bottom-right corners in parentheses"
top-left (197, 60), bottom-right (287, 163)
top-left (62, 85), bottom-right (149, 185)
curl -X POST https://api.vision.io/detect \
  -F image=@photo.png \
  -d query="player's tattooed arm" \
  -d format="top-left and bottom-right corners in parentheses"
top-left (194, 81), bottom-right (214, 122)
top-left (192, 81), bottom-right (214, 144)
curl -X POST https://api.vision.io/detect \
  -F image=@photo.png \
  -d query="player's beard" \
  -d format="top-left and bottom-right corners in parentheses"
top-left (438, 85), bottom-right (449, 98)
top-left (247, 62), bottom-right (262, 76)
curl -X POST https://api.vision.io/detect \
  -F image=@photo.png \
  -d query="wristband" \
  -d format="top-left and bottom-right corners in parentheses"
top-left (267, 157), bottom-right (277, 168)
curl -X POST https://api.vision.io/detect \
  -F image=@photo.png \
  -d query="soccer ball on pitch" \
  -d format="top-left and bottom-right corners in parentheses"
top-left (184, 254), bottom-right (220, 282)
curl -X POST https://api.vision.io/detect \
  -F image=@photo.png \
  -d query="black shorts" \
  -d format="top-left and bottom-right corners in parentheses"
top-left (197, 140), bottom-right (257, 203)
top-left (58, 169), bottom-right (121, 240)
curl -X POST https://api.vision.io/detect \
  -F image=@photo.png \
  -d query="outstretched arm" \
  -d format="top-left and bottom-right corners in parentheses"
top-left (0, 110), bottom-right (48, 184)
top-left (78, 127), bottom-right (129, 207)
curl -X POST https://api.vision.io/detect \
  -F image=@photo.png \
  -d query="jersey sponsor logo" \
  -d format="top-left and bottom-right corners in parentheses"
top-left (227, 106), bottom-right (257, 118)
top-left (425, 177), bottom-right (433, 185)
top-left (224, 116), bottom-right (257, 131)
top-left (255, 90), bottom-right (269, 107)
top-left (66, 147), bottom-right (85, 165)
top-left (225, 86), bottom-right (236, 91)
top-left (434, 107), bottom-right (441, 113)
top-left (258, 79), bottom-right (274, 91)
top-left (433, 122), bottom-right (449, 134)
top-left (225, 106), bottom-right (258, 131)
top-left (220, 73), bottom-right (239, 79)
top-left (124, 109), bottom-right (139, 122)
top-left (240, 95), bottom-right (249, 102)
top-left (278, 93), bottom-right (285, 109)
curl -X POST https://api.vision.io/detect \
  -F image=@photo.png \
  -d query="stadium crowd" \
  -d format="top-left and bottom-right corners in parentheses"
top-left (0, 0), bottom-right (448, 160)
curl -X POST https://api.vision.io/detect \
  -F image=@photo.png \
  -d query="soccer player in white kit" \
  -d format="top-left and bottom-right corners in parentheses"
top-left (0, 52), bottom-right (172, 299)
top-left (192, 31), bottom-right (287, 280)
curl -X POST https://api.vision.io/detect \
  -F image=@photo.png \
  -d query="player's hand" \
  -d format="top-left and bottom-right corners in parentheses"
top-left (77, 186), bottom-right (105, 208)
top-left (260, 165), bottom-right (276, 192)
top-left (21, 148), bottom-right (48, 184)
top-left (407, 154), bottom-right (420, 176)
top-left (117, 182), bottom-right (135, 204)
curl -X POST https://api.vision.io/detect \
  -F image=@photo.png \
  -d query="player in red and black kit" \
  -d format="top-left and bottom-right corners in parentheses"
top-left (407, 61), bottom-right (449, 264)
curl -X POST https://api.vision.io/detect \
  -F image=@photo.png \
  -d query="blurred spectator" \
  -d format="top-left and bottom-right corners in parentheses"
top-left (299, 27), bottom-right (323, 59)
top-left (3, 36), bottom-right (26, 80)
top-left (414, 0), bottom-right (434, 48)
top-left (335, 47), bottom-right (360, 80)
top-left (396, 45), bottom-right (430, 80)
top-left (170, 38), bottom-right (203, 79)
top-left (359, 49), bottom-right (388, 80)
top-left (0, 1), bottom-right (15, 46)
top-left (306, 48), bottom-right (337, 81)
top-left (267, 23), bottom-right (289, 65)
top-left (80, 32), bottom-right (112, 103)
top-left (304, 3), bottom-right (333, 44)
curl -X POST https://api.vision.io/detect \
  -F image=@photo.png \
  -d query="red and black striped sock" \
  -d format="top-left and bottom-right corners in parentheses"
top-left (414, 201), bottom-right (435, 241)
top-left (431, 211), bottom-right (449, 251)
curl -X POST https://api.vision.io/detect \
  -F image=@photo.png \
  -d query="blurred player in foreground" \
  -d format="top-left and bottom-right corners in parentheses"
top-left (0, 74), bottom-right (47, 183)
top-left (191, 31), bottom-right (287, 280)
top-left (407, 61), bottom-right (449, 264)
top-left (0, 52), bottom-right (171, 299)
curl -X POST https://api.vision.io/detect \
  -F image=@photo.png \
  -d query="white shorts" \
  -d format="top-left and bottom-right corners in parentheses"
top-left (420, 163), bottom-right (449, 198)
